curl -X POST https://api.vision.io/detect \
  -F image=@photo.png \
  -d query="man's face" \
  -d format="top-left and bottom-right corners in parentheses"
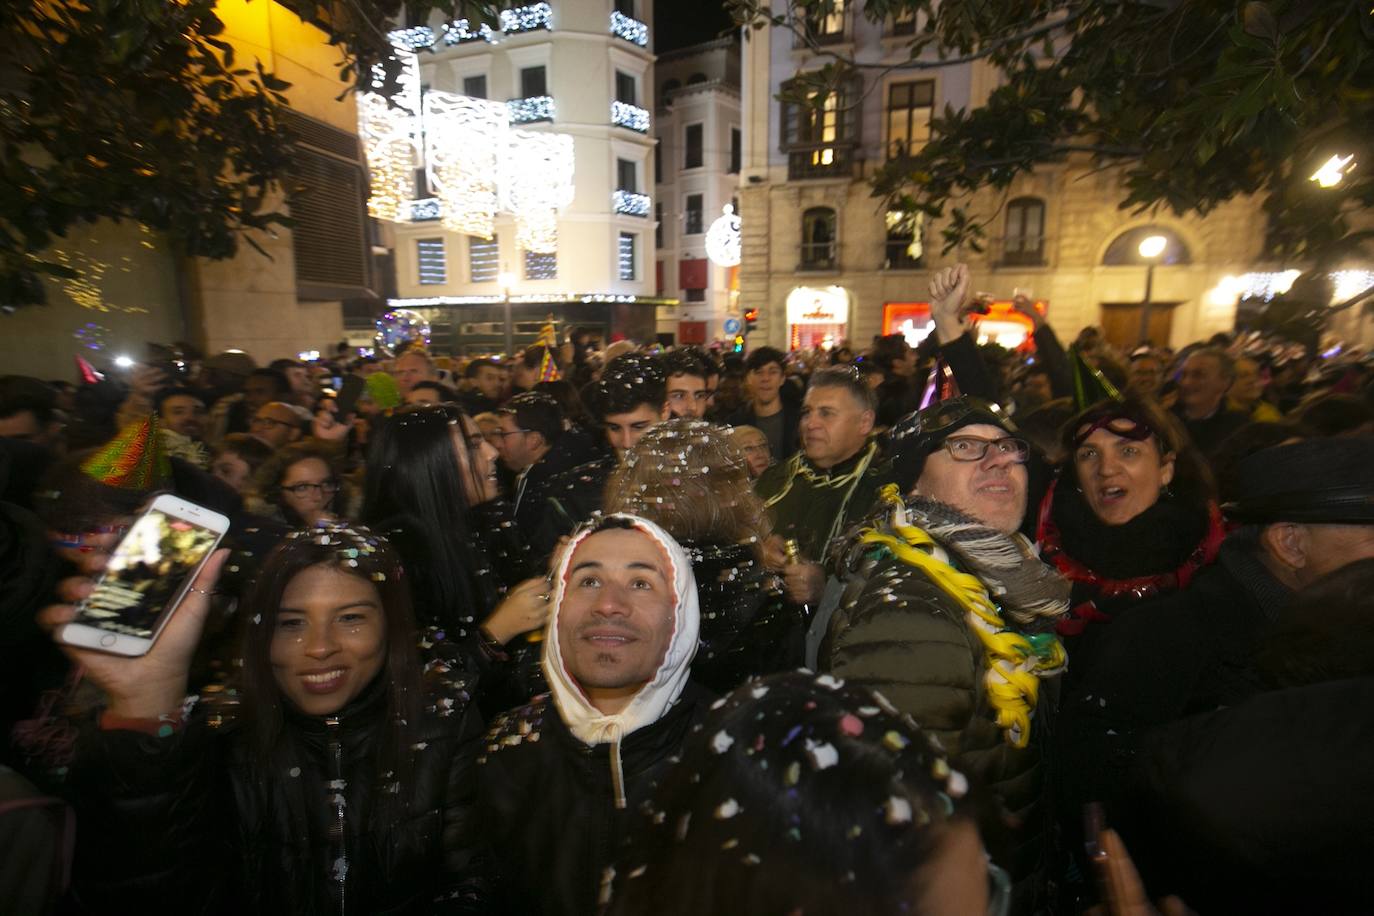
top-left (557, 528), bottom-right (677, 712)
top-left (915, 423), bottom-right (1029, 535)
top-left (665, 373), bottom-right (708, 419)
top-left (605, 403), bottom-right (666, 456)
top-left (393, 354), bottom-right (434, 394)
top-left (0, 409), bottom-right (56, 448)
top-left (251, 403), bottom-right (303, 449)
top-left (473, 366), bottom-right (504, 401)
top-left (495, 413), bottom-right (540, 472)
top-left (243, 375), bottom-right (280, 410)
top-left (513, 363), bottom-right (538, 392)
top-left (160, 394), bottom-right (206, 439)
top-left (1020, 372), bottom-right (1053, 406)
top-left (800, 385), bottom-right (874, 470)
top-left (1230, 358), bottom-right (1264, 404)
top-left (1128, 358), bottom-right (1164, 397)
top-left (211, 451), bottom-right (253, 493)
top-left (405, 386), bottom-right (442, 406)
top-left (284, 366), bottom-right (312, 396)
top-left (747, 362), bottom-right (784, 404)
top-left (1178, 354), bottom-right (1229, 416)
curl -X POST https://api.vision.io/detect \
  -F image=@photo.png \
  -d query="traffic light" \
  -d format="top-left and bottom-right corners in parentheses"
top-left (732, 334), bottom-right (745, 352)
top-left (743, 308), bottom-right (758, 334)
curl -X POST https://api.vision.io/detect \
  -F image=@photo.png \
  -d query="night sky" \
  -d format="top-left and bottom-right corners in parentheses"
top-left (654, 0), bottom-right (735, 52)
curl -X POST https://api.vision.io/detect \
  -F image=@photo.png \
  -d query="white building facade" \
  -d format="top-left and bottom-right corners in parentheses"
top-left (738, 3), bottom-right (1374, 353)
top-left (651, 38), bottom-right (743, 346)
top-left (373, 0), bottom-right (674, 353)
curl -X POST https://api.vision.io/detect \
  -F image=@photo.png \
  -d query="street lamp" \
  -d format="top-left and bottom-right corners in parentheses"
top-left (498, 270), bottom-right (516, 358)
top-left (1310, 153), bottom-right (1356, 189)
top-left (1136, 234), bottom-right (1168, 345)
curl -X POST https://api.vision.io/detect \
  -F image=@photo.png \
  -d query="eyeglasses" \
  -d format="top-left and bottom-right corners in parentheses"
top-left (489, 428), bottom-right (531, 440)
top-left (252, 415), bottom-right (297, 430)
top-left (941, 436), bottom-right (1030, 463)
top-left (281, 479), bottom-right (340, 496)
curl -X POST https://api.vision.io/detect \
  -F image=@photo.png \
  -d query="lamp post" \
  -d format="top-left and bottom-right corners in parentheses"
top-left (498, 271), bottom-right (516, 359)
top-left (1136, 234), bottom-right (1168, 345)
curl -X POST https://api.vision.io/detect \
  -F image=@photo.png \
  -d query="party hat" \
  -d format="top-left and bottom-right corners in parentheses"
top-left (537, 314), bottom-right (558, 348)
top-left (1069, 345), bottom-right (1123, 411)
top-left (75, 355), bottom-right (103, 385)
top-left (538, 347), bottom-right (561, 382)
top-left (366, 371), bottom-right (403, 410)
top-left (80, 415), bottom-right (172, 491)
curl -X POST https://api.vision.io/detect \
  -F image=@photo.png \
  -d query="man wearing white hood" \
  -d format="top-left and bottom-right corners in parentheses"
top-left (448, 514), bottom-right (712, 916)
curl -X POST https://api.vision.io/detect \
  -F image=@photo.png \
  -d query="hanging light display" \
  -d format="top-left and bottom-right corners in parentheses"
top-left (374, 309), bottom-right (432, 352)
top-left (423, 91), bottom-right (505, 239)
top-left (705, 204), bottom-right (742, 267)
top-left (357, 52), bottom-right (422, 222)
top-left (503, 129), bottom-right (576, 253)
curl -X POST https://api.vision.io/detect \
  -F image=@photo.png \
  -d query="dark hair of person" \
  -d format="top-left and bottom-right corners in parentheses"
top-left (663, 348), bottom-right (709, 383)
top-left (1210, 420), bottom-right (1310, 506)
top-left (1060, 394), bottom-right (1215, 509)
top-left (154, 386), bottom-right (205, 415)
top-left (1015, 398), bottom-right (1076, 464)
top-left (464, 357), bottom-right (499, 379)
top-left (590, 354), bottom-right (667, 421)
top-left (214, 433), bottom-right (275, 475)
top-left (744, 347), bottom-right (786, 374)
top-left (0, 375), bottom-right (58, 424)
top-left (1295, 393), bottom-right (1374, 437)
top-left (534, 379), bottom-right (591, 428)
top-left (605, 671), bottom-right (977, 916)
top-left (361, 404), bottom-right (485, 628)
top-left (808, 365), bottom-right (878, 413)
top-left (268, 358), bottom-right (304, 373)
top-left (409, 380), bottom-right (459, 402)
top-left (1188, 345), bottom-right (1236, 381)
top-left (236, 527), bottom-right (421, 827)
top-left (248, 368), bottom-right (291, 397)
top-left (871, 334), bottom-right (911, 376)
top-left (255, 441), bottom-right (346, 526)
top-left (500, 391), bottom-right (563, 445)
top-left (1252, 558), bottom-right (1374, 689)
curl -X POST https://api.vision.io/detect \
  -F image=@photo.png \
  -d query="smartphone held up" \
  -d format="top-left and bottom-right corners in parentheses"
top-left (58, 494), bottom-right (229, 657)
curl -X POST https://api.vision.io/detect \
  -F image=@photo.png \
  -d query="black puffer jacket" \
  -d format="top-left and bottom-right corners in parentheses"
top-left (685, 540), bottom-right (805, 695)
top-left (450, 684), bottom-right (715, 916)
top-left (63, 675), bottom-right (480, 915)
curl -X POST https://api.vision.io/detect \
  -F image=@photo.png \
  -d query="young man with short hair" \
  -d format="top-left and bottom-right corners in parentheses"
top-left (662, 349), bottom-right (711, 420)
top-left (725, 346), bottom-right (800, 461)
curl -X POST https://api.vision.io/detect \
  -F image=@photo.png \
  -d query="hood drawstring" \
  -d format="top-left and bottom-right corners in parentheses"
top-left (592, 720), bottom-right (628, 809)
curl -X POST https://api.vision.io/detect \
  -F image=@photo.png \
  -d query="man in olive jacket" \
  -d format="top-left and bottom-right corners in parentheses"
top-left (820, 397), bottom-right (1070, 914)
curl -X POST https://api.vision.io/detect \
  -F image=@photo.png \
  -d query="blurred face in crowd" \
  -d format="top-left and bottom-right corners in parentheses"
top-left (475, 413), bottom-right (503, 448)
top-left (1230, 357), bottom-right (1265, 406)
top-left (732, 428), bottom-right (772, 478)
top-left (251, 403), bottom-right (303, 449)
top-left (283, 365), bottom-right (313, 400)
top-left (1020, 370), bottom-right (1053, 407)
top-left (279, 457), bottom-right (337, 525)
top-left (604, 403), bottom-right (667, 457)
top-left (271, 564), bottom-right (386, 716)
top-left (0, 408), bottom-right (64, 450)
top-left (1263, 523), bottom-right (1374, 590)
top-left (1128, 356), bottom-right (1164, 398)
top-left (666, 373), bottom-right (709, 419)
top-left (211, 449), bottom-right (254, 493)
top-left (393, 352), bottom-right (435, 394)
top-left (557, 528), bottom-right (677, 715)
top-left (916, 423), bottom-right (1028, 535)
top-left (405, 385), bottom-right (444, 406)
top-left (1072, 425), bottom-right (1175, 526)
top-left (513, 361), bottom-right (538, 392)
top-left (1177, 353), bottom-right (1230, 417)
top-left (243, 374), bottom-right (282, 410)
top-left (452, 414), bottom-right (500, 505)
top-left (494, 413), bottom-right (544, 473)
top-left (160, 394), bottom-right (206, 440)
top-left (747, 361), bottom-right (785, 406)
top-left (801, 385), bottom-right (875, 470)
top-left (472, 366), bottom-right (504, 401)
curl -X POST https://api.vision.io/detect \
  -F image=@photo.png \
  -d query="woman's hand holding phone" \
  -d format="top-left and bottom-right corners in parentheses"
top-left (39, 549), bottom-right (230, 720)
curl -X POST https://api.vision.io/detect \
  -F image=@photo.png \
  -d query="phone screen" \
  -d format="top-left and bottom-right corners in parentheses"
top-left (74, 508), bottom-right (222, 639)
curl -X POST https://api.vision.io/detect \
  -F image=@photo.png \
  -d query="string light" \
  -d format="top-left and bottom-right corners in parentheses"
top-left (501, 3), bottom-right (553, 33)
top-left (387, 26), bottom-right (435, 52)
top-left (424, 90), bottom-right (505, 239)
top-left (508, 96), bottom-right (555, 123)
top-left (357, 52), bottom-right (421, 222)
top-left (442, 18), bottom-right (495, 44)
top-left (610, 10), bottom-right (648, 46)
top-left (611, 100), bottom-right (650, 133)
top-left (613, 190), bottom-right (651, 217)
top-left (705, 204), bottom-right (742, 266)
top-left (503, 128), bottom-right (576, 253)
top-left (1330, 269), bottom-right (1374, 302)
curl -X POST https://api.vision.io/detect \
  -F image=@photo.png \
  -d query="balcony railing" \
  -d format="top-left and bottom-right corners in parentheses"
top-left (799, 242), bottom-right (837, 271)
top-left (501, 3), bottom-right (553, 34)
top-left (613, 190), bottom-right (651, 217)
top-left (610, 11), bottom-right (649, 47)
top-left (410, 198), bottom-right (442, 221)
top-left (611, 100), bottom-right (650, 133)
top-left (442, 19), bottom-right (495, 45)
top-left (508, 96), bottom-right (555, 124)
top-left (786, 146), bottom-right (854, 180)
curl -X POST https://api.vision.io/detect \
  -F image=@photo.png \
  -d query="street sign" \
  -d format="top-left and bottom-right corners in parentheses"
top-left (723, 317), bottom-right (741, 334)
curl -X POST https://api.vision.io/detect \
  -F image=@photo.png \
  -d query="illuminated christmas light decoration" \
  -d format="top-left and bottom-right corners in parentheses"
top-left (613, 190), bottom-right (651, 217)
top-left (609, 10), bottom-right (649, 46)
top-left (442, 18), bottom-right (496, 44)
top-left (611, 100), bottom-right (650, 132)
top-left (502, 128), bottom-right (576, 253)
top-left (387, 26), bottom-right (435, 51)
top-left (357, 51), bottom-right (422, 222)
top-left (507, 95), bottom-right (555, 123)
top-left (411, 197), bottom-right (442, 221)
top-left (705, 204), bottom-right (742, 266)
top-left (1330, 269), bottom-right (1374, 302)
top-left (501, 3), bottom-right (553, 33)
top-left (423, 90), bottom-right (505, 239)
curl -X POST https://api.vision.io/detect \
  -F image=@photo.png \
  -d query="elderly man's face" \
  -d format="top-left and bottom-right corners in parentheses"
top-left (393, 353), bottom-right (434, 394)
top-left (1178, 354), bottom-right (1230, 416)
top-left (915, 423), bottom-right (1029, 535)
top-left (251, 403), bottom-right (303, 449)
top-left (557, 528), bottom-right (677, 714)
top-left (800, 385), bottom-right (873, 470)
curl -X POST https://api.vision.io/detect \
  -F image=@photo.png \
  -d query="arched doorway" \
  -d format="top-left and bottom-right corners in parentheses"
top-left (1099, 226), bottom-right (1191, 348)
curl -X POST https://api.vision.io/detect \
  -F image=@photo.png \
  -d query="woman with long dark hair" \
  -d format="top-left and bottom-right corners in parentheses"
top-left (44, 526), bottom-right (477, 913)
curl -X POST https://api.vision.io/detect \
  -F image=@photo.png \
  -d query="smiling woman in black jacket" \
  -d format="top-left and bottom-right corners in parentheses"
top-left (47, 526), bottom-right (479, 915)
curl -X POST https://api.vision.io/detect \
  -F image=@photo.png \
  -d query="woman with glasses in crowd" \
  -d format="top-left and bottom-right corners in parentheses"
top-left (251, 441), bottom-right (351, 528)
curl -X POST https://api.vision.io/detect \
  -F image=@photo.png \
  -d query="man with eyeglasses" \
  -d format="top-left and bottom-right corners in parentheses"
top-left (817, 395), bottom-right (1071, 913)
top-left (248, 402), bottom-right (307, 450)
top-left (495, 392), bottom-right (598, 532)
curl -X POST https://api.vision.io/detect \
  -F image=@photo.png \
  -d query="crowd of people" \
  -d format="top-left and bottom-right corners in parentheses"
top-left (1, 264), bottom-right (1372, 915)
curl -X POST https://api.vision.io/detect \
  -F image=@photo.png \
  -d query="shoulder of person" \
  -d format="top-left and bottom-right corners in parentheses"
top-left (476, 694), bottom-right (553, 764)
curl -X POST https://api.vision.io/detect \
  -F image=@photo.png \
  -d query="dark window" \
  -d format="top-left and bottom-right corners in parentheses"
top-left (662, 78), bottom-right (681, 95)
top-left (729, 127), bottom-right (741, 173)
top-left (655, 203), bottom-right (664, 249)
top-left (802, 0), bottom-right (846, 44)
top-left (886, 81), bottom-right (934, 159)
top-left (684, 123), bottom-right (703, 169)
top-left (413, 167), bottom-right (429, 198)
top-left (1004, 198), bottom-right (1046, 266)
top-left (687, 72), bottom-right (708, 85)
top-left (884, 210), bottom-right (924, 269)
top-left (684, 194), bottom-right (704, 235)
top-left (617, 158), bottom-right (638, 193)
top-left (615, 71), bottom-right (637, 106)
top-left (618, 233), bottom-right (637, 280)
top-left (685, 287), bottom-right (706, 302)
top-left (524, 249), bottom-right (556, 280)
top-left (417, 238), bottom-right (446, 285)
top-left (800, 207), bottom-right (837, 269)
top-left (654, 142), bottom-right (662, 183)
top-left (781, 76), bottom-right (857, 179)
top-left (614, 0), bottom-right (635, 16)
top-left (463, 75), bottom-right (488, 98)
top-left (469, 235), bottom-right (499, 282)
top-left (731, 195), bottom-right (739, 213)
top-left (520, 66), bottom-right (547, 98)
